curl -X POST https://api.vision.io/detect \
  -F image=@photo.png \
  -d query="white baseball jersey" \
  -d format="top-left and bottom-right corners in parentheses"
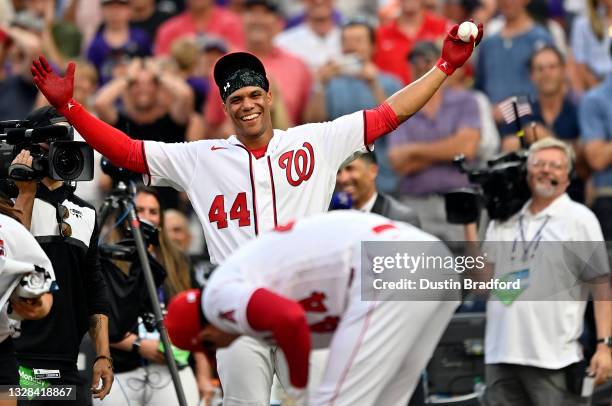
top-left (203, 211), bottom-right (459, 405)
top-left (144, 112), bottom-right (368, 264)
top-left (0, 214), bottom-right (55, 343)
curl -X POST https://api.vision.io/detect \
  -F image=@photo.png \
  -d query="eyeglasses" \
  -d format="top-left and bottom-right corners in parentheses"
top-left (528, 160), bottom-right (566, 171)
top-left (56, 204), bottom-right (72, 238)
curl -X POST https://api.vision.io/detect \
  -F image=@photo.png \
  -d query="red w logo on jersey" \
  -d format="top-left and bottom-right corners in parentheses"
top-left (219, 310), bottom-right (236, 323)
top-left (309, 316), bottom-right (340, 333)
top-left (279, 142), bottom-right (315, 187)
top-left (298, 291), bottom-right (328, 313)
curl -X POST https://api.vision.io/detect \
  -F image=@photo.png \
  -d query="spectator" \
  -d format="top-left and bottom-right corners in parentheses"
top-left (374, 0), bottom-right (449, 85)
top-left (130, 0), bottom-right (174, 42)
top-left (97, 187), bottom-right (213, 406)
top-left (164, 208), bottom-right (212, 289)
top-left (474, 0), bottom-right (553, 105)
top-left (505, 46), bottom-right (586, 202)
top-left (442, 0), bottom-right (483, 23)
top-left (94, 57), bottom-right (194, 209)
top-left (305, 18), bottom-right (403, 193)
top-left (164, 209), bottom-right (193, 253)
top-left (336, 151), bottom-right (420, 227)
top-left (154, 0), bottom-right (244, 56)
top-left (465, 138), bottom-right (612, 406)
top-left (86, 0), bottom-right (152, 85)
top-left (204, 0), bottom-right (312, 136)
top-left (11, 106), bottom-right (113, 403)
top-left (63, 0), bottom-right (102, 54)
top-left (570, 0), bottom-right (612, 92)
top-left (580, 69), bottom-right (612, 239)
top-left (20, 0), bottom-right (81, 67)
top-left (0, 26), bottom-right (40, 120)
top-left (335, 0), bottom-right (381, 21)
top-left (275, 0), bottom-right (342, 71)
top-left (388, 41), bottom-right (481, 241)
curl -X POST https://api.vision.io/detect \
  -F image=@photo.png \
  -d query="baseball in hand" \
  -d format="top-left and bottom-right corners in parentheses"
top-left (457, 21), bottom-right (478, 42)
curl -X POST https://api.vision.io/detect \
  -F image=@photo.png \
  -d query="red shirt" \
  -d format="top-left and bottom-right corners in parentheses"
top-left (374, 12), bottom-right (449, 84)
top-left (205, 47), bottom-right (312, 127)
top-left (154, 7), bottom-right (245, 56)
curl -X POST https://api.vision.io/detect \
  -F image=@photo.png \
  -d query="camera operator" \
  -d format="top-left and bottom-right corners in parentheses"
top-left (464, 138), bottom-right (612, 405)
top-left (9, 106), bottom-right (113, 404)
top-left (0, 198), bottom-right (55, 406)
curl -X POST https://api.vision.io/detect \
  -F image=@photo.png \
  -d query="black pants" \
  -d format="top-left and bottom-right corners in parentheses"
top-left (0, 337), bottom-right (19, 385)
top-left (592, 197), bottom-right (612, 241)
top-left (16, 363), bottom-right (88, 406)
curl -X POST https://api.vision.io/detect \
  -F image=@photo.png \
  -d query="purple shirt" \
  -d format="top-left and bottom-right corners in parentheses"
top-left (86, 27), bottom-right (152, 85)
top-left (389, 88), bottom-right (481, 196)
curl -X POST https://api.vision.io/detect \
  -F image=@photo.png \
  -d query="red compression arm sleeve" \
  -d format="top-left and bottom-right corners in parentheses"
top-left (246, 288), bottom-right (311, 388)
top-left (58, 99), bottom-right (148, 174)
top-left (363, 102), bottom-right (400, 145)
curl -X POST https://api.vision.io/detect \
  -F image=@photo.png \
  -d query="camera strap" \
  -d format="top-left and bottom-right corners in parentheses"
top-left (7, 163), bottom-right (37, 181)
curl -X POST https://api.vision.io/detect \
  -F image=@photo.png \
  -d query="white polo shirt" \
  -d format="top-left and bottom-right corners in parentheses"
top-left (484, 193), bottom-right (609, 369)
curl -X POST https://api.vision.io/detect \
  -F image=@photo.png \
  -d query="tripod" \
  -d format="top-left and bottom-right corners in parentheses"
top-left (98, 179), bottom-right (187, 406)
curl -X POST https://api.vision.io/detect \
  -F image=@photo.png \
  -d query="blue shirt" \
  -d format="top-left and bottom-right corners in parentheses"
top-left (571, 16), bottom-right (612, 80)
top-left (531, 97), bottom-right (579, 141)
top-left (579, 76), bottom-right (612, 188)
top-left (388, 88), bottom-right (481, 196)
top-left (87, 28), bottom-right (152, 85)
top-left (475, 25), bottom-right (553, 103)
top-left (325, 73), bottom-right (403, 194)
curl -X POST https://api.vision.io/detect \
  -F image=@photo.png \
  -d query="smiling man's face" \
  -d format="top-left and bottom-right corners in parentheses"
top-left (224, 85), bottom-right (273, 142)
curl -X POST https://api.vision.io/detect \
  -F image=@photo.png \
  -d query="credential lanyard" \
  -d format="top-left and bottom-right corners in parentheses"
top-left (511, 214), bottom-right (550, 262)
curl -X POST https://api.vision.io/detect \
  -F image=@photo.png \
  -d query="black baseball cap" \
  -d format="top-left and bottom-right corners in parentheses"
top-left (213, 52), bottom-right (269, 100)
top-left (244, 0), bottom-right (280, 13)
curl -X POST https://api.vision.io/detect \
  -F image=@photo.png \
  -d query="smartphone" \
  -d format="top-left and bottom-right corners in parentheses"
top-left (581, 374), bottom-right (595, 397)
top-left (336, 54), bottom-right (363, 76)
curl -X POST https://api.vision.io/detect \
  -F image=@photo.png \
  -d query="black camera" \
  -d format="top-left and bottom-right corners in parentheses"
top-left (445, 150), bottom-right (531, 224)
top-left (100, 156), bottom-right (143, 186)
top-left (0, 119), bottom-right (94, 182)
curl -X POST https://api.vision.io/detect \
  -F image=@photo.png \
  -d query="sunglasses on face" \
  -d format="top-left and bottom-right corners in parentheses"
top-left (56, 204), bottom-right (72, 238)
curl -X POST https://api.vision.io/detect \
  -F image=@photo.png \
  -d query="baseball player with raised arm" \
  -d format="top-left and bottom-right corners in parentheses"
top-left (164, 210), bottom-right (460, 406)
top-left (29, 21), bottom-right (482, 405)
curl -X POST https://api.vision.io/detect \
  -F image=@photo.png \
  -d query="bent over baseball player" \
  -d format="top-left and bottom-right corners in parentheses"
top-left (29, 21), bottom-right (482, 405)
top-left (165, 210), bottom-right (459, 406)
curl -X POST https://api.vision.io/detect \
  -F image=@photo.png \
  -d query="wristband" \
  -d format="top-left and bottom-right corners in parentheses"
top-left (93, 355), bottom-right (113, 370)
top-left (436, 58), bottom-right (455, 76)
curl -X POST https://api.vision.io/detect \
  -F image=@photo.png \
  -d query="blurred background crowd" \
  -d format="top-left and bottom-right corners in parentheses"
top-left (0, 0), bottom-right (610, 246)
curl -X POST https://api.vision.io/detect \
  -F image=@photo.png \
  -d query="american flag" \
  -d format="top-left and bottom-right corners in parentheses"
top-left (498, 96), bottom-right (532, 125)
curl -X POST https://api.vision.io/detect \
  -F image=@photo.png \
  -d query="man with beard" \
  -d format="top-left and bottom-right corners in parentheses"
top-left (464, 138), bottom-right (612, 405)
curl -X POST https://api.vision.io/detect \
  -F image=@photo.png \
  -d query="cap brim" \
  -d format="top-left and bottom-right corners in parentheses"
top-left (213, 52), bottom-right (267, 90)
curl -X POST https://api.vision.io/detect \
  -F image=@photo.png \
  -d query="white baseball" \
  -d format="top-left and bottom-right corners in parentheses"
top-left (458, 21), bottom-right (478, 43)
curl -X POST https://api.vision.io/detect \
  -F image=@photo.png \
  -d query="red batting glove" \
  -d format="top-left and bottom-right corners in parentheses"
top-left (436, 22), bottom-right (484, 76)
top-left (30, 56), bottom-right (75, 110)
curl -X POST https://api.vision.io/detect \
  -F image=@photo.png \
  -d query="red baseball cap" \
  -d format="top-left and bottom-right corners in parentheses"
top-left (165, 289), bottom-right (206, 352)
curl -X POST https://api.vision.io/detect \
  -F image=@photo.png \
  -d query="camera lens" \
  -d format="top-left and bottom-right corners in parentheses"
top-left (52, 145), bottom-right (84, 180)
